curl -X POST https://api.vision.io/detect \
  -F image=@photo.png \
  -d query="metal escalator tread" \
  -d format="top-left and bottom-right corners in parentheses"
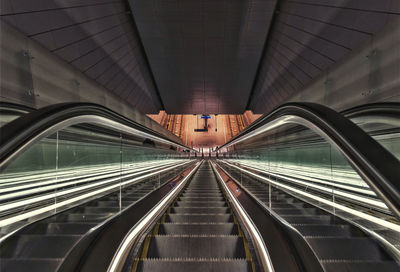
top-left (240, 178), bottom-right (400, 272)
top-left (0, 178), bottom-right (159, 271)
top-left (135, 162), bottom-right (254, 272)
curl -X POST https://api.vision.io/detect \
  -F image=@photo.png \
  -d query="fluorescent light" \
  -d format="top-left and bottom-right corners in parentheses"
top-left (0, 161), bottom-right (193, 227)
top-left (221, 160), bottom-right (400, 232)
top-left (229, 161), bottom-right (385, 209)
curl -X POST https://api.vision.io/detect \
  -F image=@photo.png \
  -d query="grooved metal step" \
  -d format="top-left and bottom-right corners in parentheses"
top-left (238, 173), bottom-right (400, 272)
top-left (183, 191), bottom-right (221, 194)
top-left (136, 162), bottom-right (253, 272)
top-left (170, 207), bottom-right (230, 214)
top-left (175, 201), bottom-right (226, 207)
top-left (178, 196), bottom-right (225, 201)
top-left (147, 236), bottom-right (246, 258)
top-left (137, 259), bottom-right (252, 272)
top-left (165, 214), bottom-right (233, 223)
top-left (158, 223), bottom-right (239, 235)
top-left (185, 189), bottom-right (220, 192)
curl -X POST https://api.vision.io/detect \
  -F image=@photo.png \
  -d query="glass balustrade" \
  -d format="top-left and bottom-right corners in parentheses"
top-left (0, 122), bottom-right (194, 237)
top-left (218, 121), bottom-right (400, 253)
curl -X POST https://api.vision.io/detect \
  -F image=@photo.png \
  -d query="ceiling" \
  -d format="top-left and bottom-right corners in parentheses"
top-left (249, 0), bottom-right (400, 113)
top-left (0, 0), bottom-right (162, 113)
top-left (1, 0), bottom-right (399, 114)
top-left (129, 0), bottom-right (276, 114)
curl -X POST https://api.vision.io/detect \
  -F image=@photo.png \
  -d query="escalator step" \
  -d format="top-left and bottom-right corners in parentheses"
top-left (134, 162), bottom-right (256, 272)
top-left (175, 201), bottom-right (226, 207)
top-left (158, 223), bottom-right (238, 235)
top-left (182, 193), bottom-right (222, 197)
top-left (185, 189), bottom-right (221, 192)
top-left (170, 207), bottom-right (229, 214)
top-left (166, 214), bottom-right (233, 223)
top-left (0, 166), bottom-right (184, 270)
top-left (239, 170), bottom-right (400, 271)
top-left (147, 236), bottom-right (246, 258)
top-left (137, 259), bottom-right (252, 272)
top-left (179, 197), bottom-right (224, 201)
top-left (188, 186), bottom-right (219, 188)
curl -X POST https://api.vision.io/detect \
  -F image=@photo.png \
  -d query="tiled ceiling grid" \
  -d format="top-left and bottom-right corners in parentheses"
top-left (129, 0), bottom-right (277, 114)
top-left (0, 0), bottom-right (161, 113)
top-left (248, 0), bottom-right (400, 114)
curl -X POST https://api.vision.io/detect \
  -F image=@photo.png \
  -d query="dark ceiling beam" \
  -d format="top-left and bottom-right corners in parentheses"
top-left (124, 0), bottom-right (165, 111)
top-left (245, 0), bottom-right (281, 112)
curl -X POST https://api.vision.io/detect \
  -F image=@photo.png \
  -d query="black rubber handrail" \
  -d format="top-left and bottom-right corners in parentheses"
top-left (0, 103), bottom-right (194, 168)
top-left (342, 102), bottom-right (400, 118)
top-left (0, 101), bottom-right (35, 114)
top-left (217, 102), bottom-right (400, 220)
top-left (221, 102), bottom-right (400, 149)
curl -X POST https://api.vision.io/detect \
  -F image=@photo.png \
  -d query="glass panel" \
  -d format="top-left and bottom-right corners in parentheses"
top-left (349, 115), bottom-right (400, 160)
top-left (218, 122), bottom-right (400, 251)
top-left (0, 133), bottom-right (58, 234)
top-left (0, 122), bottom-right (189, 235)
top-left (120, 135), bottom-right (177, 210)
top-left (54, 125), bottom-right (122, 222)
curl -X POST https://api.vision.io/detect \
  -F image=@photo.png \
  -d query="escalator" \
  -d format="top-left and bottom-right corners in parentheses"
top-left (230, 170), bottom-right (399, 271)
top-left (131, 161), bottom-right (255, 272)
top-left (215, 102), bottom-right (400, 271)
top-left (0, 103), bottom-right (197, 271)
top-left (1, 102), bottom-right (399, 271)
top-left (0, 171), bottom-right (184, 271)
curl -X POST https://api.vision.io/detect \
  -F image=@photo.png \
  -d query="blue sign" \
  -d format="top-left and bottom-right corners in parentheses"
top-left (200, 115), bottom-right (211, 119)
